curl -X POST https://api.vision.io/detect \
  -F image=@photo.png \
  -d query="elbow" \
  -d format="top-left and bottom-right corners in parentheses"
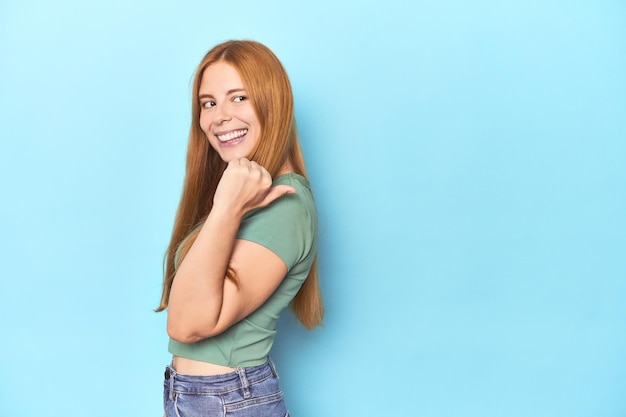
top-left (167, 324), bottom-right (206, 344)
top-left (167, 326), bottom-right (198, 344)
top-left (167, 318), bottom-right (204, 344)
top-left (167, 316), bottom-right (220, 344)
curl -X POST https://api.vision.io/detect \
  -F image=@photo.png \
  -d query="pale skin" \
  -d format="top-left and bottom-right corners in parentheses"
top-left (167, 61), bottom-right (295, 375)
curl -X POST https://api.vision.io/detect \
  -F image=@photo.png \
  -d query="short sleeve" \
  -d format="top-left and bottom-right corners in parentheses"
top-left (236, 192), bottom-right (315, 272)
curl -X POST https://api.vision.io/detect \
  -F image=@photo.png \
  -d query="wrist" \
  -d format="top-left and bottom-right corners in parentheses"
top-left (210, 202), bottom-right (245, 223)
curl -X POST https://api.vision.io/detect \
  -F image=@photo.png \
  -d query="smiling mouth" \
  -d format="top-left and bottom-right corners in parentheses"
top-left (216, 129), bottom-right (248, 143)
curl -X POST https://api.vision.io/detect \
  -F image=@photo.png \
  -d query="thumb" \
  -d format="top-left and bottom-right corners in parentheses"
top-left (260, 185), bottom-right (296, 207)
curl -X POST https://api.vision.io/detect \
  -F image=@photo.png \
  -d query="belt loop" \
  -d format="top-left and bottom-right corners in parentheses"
top-left (236, 368), bottom-right (251, 399)
top-left (268, 357), bottom-right (279, 379)
top-left (168, 365), bottom-right (175, 401)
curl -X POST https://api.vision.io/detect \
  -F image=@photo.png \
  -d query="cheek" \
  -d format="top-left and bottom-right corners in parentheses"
top-left (198, 114), bottom-right (211, 134)
top-left (243, 108), bottom-right (261, 132)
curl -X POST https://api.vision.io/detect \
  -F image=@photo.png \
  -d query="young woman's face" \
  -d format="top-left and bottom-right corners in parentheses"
top-left (198, 62), bottom-right (261, 162)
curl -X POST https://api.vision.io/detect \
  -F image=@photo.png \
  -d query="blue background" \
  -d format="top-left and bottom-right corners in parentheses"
top-left (1, 1), bottom-right (625, 416)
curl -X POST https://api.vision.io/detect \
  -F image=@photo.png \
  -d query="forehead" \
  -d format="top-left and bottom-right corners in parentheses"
top-left (199, 62), bottom-right (244, 93)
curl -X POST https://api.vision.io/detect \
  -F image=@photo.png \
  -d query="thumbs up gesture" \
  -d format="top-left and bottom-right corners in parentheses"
top-left (213, 158), bottom-right (296, 216)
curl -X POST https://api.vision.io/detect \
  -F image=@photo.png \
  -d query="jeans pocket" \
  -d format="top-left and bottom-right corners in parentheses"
top-left (225, 390), bottom-right (287, 416)
top-left (171, 392), bottom-right (224, 417)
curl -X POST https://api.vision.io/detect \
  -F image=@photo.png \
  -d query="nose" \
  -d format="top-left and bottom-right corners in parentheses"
top-left (213, 104), bottom-right (231, 125)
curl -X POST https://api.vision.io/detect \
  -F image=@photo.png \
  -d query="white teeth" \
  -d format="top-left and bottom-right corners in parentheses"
top-left (217, 129), bottom-right (247, 143)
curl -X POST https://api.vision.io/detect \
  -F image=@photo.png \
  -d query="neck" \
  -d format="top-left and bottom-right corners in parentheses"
top-left (277, 160), bottom-right (294, 176)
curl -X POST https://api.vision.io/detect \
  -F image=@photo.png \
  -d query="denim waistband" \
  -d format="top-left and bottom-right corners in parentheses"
top-left (165, 359), bottom-right (278, 398)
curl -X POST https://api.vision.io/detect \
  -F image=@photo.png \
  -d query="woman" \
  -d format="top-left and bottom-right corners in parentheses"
top-left (156, 40), bottom-right (323, 416)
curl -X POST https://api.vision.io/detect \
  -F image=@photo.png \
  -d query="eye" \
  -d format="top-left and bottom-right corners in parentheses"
top-left (233, 95), bottom-right (248, 103)
top-left (201, 100), bottom-right (216, 109)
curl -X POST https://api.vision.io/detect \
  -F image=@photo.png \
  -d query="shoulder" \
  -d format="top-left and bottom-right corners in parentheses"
top-left (237, 173), bottom-right (317, 269)
top-left (247, 173), bottom-right (316, 223)
top-left (273, 173), bottom-right (316, 207)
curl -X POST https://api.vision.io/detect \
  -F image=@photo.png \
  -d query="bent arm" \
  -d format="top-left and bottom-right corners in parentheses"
top-left (167, 207), bottom-right (289, 343)
top-left (166, 158), bottom-right (294, 344)
top-left (166, 205), bottom-right (239, 343)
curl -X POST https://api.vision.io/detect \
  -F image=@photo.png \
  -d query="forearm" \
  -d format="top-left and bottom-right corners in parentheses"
top-left (167, 205), bottom-right (242, 342)
top-left (166, 158), bottom-right (295, 343)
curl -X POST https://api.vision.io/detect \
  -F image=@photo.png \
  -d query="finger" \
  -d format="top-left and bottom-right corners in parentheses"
top-left (246, 161), bottom-right (271, 184)
top-left (235, 158), bottom-right (251, 169)
top-left (258, 185), bottom-right (296, 207)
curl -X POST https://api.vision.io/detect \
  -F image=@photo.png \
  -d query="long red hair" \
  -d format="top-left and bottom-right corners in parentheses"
top-left (156, 40), bottom-right (323, 329)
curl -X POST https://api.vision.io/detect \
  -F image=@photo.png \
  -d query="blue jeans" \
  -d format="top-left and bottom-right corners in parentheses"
top-left (163, 359), bottom-right (289, 417)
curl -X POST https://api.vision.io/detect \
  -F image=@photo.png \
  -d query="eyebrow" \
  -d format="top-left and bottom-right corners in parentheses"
top-left (198, 88), bottom-right (246, 99)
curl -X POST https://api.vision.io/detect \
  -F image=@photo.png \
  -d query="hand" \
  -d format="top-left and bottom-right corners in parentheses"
top-left (213, 158), bottom-right (295, 215)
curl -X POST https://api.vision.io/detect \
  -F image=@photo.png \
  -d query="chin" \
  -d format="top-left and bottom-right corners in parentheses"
top-left (220, 151), bottom-right (250, 163)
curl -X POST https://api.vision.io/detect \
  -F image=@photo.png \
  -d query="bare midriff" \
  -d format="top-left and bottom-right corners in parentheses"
top-left (172, 356), bottom-right (236, 375)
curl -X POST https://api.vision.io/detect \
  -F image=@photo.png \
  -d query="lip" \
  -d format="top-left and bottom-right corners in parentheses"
top-left (214, 128), bottom-right (248, 146)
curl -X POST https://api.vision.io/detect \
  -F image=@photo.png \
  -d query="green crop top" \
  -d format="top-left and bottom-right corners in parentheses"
top-left (168, 173), bottom-right (318, 367)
